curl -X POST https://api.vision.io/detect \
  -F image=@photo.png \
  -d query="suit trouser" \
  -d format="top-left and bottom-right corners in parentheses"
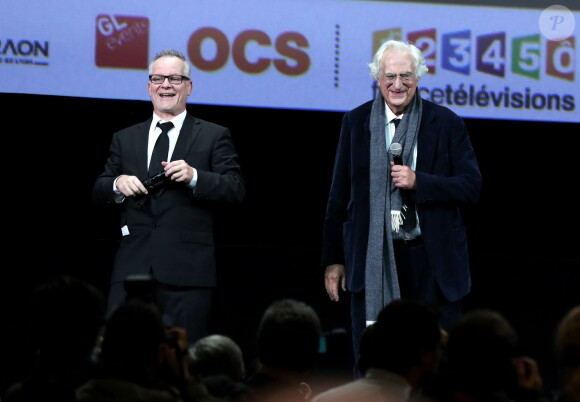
top-left (107, 278), bottom-right (213, 347)
top-left (350, 241), bottom-right (461, 376)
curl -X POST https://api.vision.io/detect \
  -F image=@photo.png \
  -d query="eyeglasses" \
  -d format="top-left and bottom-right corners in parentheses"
top-left (149, 74), bottom-right (191, 85)
top-left (382, 72), bottom-right (415, 84)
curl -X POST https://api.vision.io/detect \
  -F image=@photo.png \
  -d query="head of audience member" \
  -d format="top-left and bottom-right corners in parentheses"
top-left (369, 299), bottom-right (443, 387)
top-left (3, 275), bottom-right (106, 402)
top-left (92, 299), bottom-right (187, 389)
top-left (309, 299), bottom-right (442, 402)
top-left (29, 275), bottom-right (106, 364)
top-left (247, 298), bottom-right (322, 401)
top-left (445, 309), bottom-right (520, 394)
top-left (189, 334), bottom-right (245, 381)
top-left (77, 299), bottom-right (214, 402)
top-left (555, 305), bottom-right (580, 402)
top-left (188, 334), bottom-right (247, 400)
top-left (256, 299), bottom-right (321, 373)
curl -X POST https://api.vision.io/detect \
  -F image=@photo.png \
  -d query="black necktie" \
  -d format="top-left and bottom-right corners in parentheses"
top-left (393, 118), bottom-right (400, 129)
top-left (149, 121), bottom-right (173, 176)
top-left (393, 118), bottom-right (417, 233)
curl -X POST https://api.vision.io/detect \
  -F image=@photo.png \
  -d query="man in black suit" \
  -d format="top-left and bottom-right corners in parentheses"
top-left (93, 49), bottom-right (245, 345)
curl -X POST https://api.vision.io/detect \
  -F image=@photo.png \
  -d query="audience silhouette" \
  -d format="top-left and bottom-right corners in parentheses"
top-left (311, 298), bottom-right (443, 402)
top-left (553, 304), bottom-right (580, 402)
top-left (7, 276), bottom-right (580, 402)
top-left (75, 299), bottom-right (215, 402)
top-left (188, 334), bottom-right (249, 401)
top-left (243, 298), bottom-right (322, 402)
top-left (431, 308), bottom-right (549, 402)
top-left (3, 275), bottom-right (106, 402)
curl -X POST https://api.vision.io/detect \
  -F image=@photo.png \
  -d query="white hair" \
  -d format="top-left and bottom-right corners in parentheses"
top-left (368, 40), bottom-right (428, 80)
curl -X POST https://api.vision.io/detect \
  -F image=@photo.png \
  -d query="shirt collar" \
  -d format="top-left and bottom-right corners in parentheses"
top-left (385, 101), bottom-right (404, 123)
top-left (152, 110), bottom-right (187, 132)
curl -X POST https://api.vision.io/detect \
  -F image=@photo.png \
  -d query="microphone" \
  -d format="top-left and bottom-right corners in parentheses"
top-left (390, 142), bottom-right (403, 165)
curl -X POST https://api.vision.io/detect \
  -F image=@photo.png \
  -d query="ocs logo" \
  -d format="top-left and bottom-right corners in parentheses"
top-left (95, 14), bottom-right (311, 76)
top-left (188, 27), bottom-right (310, 76)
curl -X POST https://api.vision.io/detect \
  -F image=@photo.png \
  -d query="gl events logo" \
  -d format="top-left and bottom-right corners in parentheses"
top-left (95, 14), bottom-right (311, 75)
top-left (95, 15), bottom-right (149, 69)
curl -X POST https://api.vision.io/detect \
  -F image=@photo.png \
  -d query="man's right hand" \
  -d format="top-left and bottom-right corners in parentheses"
top-left (115, 174), bottom-right (149, 197)
top-left (324, 264), bottom-right (346, 302)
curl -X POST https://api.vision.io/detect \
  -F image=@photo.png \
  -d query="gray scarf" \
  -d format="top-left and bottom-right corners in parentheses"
top-left (365, 92), bottom-right (422, 323)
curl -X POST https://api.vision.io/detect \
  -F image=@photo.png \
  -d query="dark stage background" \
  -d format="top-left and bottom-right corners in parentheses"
top-left (1, 93), bottom-right (579, 394)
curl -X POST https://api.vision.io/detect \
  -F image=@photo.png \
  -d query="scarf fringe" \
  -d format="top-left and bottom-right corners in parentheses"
top-left (391, 207), bottom-right (407, 232)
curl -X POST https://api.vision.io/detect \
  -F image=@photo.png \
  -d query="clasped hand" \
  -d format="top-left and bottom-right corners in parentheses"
top-left (116, 160), bottom-right (194, 197)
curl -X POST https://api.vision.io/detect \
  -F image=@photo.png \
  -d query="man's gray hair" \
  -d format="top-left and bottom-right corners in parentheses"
top-left (148, 49), bottom-right (191, 78)
top-left (368, 40), bottom-right (428, 80)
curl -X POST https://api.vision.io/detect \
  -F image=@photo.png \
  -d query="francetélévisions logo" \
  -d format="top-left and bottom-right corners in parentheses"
top-left (95, 14), bottom-right (149, 69)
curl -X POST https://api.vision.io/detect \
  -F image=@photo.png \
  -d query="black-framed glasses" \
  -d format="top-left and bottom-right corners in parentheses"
top-left (382, 72), bottom-right (415, 84)
top-left (149, 74), bottom-right (191, 85)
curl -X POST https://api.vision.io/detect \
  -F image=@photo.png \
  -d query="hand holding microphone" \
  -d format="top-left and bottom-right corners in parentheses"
top-left (389, 142), bottom-right (415, 189)
top-left (390, 142), bottom-right (417, 232)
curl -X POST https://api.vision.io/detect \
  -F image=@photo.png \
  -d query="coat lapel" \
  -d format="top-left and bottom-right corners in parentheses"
top-left (171, 113), bottom-right (199, 161)
top-left (136, 118), bottom-right (153, 180)
top-left (416, 103), bottom-right (438, 172)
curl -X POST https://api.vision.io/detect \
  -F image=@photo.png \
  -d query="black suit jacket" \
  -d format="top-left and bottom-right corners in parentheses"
top-left (93, 113), bottom-right (245, 287)
top-left (321, 99), bottom-right (482, 302)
